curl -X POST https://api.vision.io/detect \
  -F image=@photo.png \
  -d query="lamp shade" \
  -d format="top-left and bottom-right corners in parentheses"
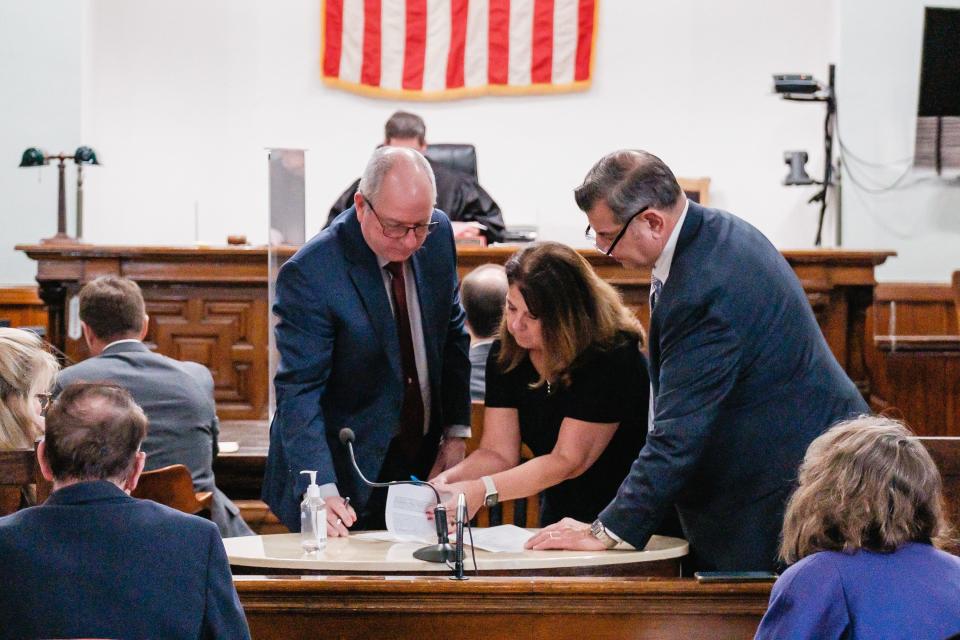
top-left (74, 146), bottom-right (100, 165)
top-left (19, 147), bottom-right (47, 167)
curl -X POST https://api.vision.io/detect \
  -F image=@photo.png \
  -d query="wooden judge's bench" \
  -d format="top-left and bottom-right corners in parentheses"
top-left (17, 243), bottom-right (893, 421)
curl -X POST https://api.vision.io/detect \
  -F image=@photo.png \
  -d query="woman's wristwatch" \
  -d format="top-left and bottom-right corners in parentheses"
top-left (590, 519), bottom-right (620, 549)
top-left (481, 476), bottom-right (499, 507)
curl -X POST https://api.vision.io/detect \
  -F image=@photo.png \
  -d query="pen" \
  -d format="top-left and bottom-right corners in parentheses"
top-left (410, 475), bottom-right (421, 482)
top-left (335, 496), bottom-right (351, 528)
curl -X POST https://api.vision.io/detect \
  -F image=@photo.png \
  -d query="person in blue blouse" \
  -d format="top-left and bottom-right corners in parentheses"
top-left (755, 416), bottom-right (960, 640)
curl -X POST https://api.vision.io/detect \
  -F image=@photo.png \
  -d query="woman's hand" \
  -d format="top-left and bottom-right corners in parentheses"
top-left (428, 478), bottom-right (484, 530)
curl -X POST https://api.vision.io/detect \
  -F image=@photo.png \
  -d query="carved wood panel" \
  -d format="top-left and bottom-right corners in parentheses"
top-left (143, 287), bottom-right (267, 420)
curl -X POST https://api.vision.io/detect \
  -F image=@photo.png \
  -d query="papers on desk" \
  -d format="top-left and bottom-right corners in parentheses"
top-left (353, 525), bottom-right (534, 553)
top-left (350, 482), bottom-right (536, 553)
top-left (218, 441), bottom-right (240, 453)
top-left (460, 525), bottom-right (534, 553)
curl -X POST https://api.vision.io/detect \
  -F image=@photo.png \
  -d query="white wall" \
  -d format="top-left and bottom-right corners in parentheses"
top-left (839, 0), bottom-right (960, 282)
top-left (0, 0), bottom-right (83, 285)
top-left (5, 0), bottom-right (857, 283)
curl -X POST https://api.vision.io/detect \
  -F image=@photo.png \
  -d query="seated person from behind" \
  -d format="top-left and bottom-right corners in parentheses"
top-left (54, 275), bottom-right (252, 537)
top-left (0, 382), bottom-right (250, 640)
top-left (433, 242), bottom-right (649, 526)
top-left (755, 416), bottom-right (960, 640)
top-left (0, 327), bottom-right (59, 507)
top-left (326, 110), bottom-right (506, 244)
top-left (461, 263), bottom-right (508, 402)
top-left (0, 327), bottom-right (58, 451)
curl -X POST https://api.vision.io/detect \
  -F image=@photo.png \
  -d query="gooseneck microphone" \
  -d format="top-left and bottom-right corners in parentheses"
top-left (339, 427), bottom-right (454, 563)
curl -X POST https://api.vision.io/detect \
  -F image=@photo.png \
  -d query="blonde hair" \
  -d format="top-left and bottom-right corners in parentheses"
top-left (780, 415), bottom-right (951, 564)
top-left (498, 242), bottom-right (642, 389)
top-left (0, 328), bottom-right (60, 449)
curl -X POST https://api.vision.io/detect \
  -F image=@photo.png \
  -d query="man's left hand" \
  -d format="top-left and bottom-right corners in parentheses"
top-left (428, 436), bottom-right (466, 480)
top-left (525, 518), bottom-right (607, 551)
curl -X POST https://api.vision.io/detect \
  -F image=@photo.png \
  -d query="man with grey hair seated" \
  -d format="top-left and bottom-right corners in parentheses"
top-left (460, 263), bottom-right (508, 401)
top-left (264, 146), bottom-right (472, 536)
top-left (0, 382), bottom-right (250, 639)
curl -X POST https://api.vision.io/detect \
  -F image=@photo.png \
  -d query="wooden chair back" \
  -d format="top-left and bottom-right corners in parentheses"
top-left (0, 440), bottom-right (52, 515)
top-left (132, 464), bottom-right (213, 516)
top-left (468, 401), bottom-right (541, 528)
top-left (918, 436), bottom-right (960, 552)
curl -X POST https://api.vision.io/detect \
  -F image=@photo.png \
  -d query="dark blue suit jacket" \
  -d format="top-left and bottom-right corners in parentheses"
top-left (0, 481), bottom-right (250, 640)
top-left (599, 203), bottom-right (868, 571)
top-left (262, 207), bottom-right (471, 530)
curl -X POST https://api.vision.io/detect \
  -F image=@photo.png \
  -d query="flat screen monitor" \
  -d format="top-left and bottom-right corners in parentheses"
top-left (918, 7), bottom-right (960, 117)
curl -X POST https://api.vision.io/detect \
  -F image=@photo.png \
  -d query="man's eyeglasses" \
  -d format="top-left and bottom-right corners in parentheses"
top-left (36, 393), bottom-right (52, 415)
top-left (584, 206), bottom-right (649, 256)
top-left (362, 194), bottom-right (438, 240)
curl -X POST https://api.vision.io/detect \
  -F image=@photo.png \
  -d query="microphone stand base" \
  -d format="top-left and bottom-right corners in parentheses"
top-left (413, 543), bottom-right (455, 563)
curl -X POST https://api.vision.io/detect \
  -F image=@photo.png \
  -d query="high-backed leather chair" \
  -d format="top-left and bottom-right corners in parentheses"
top-left (425, 143), bottom-right (478, 179)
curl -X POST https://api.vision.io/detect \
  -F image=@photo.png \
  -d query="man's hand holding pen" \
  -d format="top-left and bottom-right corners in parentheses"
top-left (326, 496), bottom-right (356, 537)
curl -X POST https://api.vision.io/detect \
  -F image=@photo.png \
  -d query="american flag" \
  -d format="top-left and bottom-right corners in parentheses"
top-left (321, 0), bottom-right (599, 99)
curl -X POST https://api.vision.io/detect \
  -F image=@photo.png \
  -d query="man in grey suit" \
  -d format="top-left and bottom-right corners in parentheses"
top-left (460, 264), bottom-right (507, 402)
top-left (55, 276), bottom-right (252, 538)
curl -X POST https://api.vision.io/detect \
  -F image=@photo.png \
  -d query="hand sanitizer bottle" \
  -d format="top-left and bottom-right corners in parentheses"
top-left (299, 470), bottom-right (327, 552)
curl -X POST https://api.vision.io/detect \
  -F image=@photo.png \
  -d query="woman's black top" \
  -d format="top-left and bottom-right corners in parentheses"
top-left (483, 334), bottom-right (649, 526)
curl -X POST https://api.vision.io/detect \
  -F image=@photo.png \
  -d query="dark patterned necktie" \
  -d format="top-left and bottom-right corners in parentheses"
top-left (650, 276), bottom-right (664, 312)
top-left (384, 261), bottom-right (425, 459)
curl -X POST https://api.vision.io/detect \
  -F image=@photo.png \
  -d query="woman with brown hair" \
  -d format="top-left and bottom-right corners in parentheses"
top-left (433, 242), bottom-right (650, 526)
top-left (755, 416), bottom-right (960, 639)
top-left (0, 327), bottom-right (59, 450)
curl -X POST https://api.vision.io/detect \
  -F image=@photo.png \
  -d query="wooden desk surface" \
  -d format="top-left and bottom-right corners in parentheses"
top-left (225, 533), bottom-right (687, 577)
top-left (215, 420), bottom-right (268, 499)
top-left (219, 420), bottom-right (269, 457)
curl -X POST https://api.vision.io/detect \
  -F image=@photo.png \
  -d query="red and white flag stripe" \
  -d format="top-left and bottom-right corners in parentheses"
top-left (322, 0), bottom-right (599, 99)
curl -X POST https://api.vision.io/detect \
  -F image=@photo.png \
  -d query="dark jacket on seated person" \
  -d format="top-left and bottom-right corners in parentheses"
top-left (0, 480), bottom-right (250, 640)
top-left (327, 159), bottom-right (506, 243)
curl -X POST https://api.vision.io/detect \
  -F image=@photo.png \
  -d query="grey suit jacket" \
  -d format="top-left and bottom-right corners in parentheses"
top-left (469, 341), bottom-right (493, 402)
top-left (54, 341), bottom-right (253, 538)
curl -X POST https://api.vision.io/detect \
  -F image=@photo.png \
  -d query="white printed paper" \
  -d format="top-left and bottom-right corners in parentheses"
top-left (383, 484), bottom-right (437, 542)
top-left (458, 525), bottom-right (534, 553)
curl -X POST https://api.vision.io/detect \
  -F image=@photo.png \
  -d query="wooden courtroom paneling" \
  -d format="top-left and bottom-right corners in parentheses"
top-left (866, 282), bottom-right (960, 436)
top-left (234, 576), bottom-right (771, 640)
top-left (0, 286), bottom-right (47, 333)
top-left (17, 244), bottom-right (894, 419)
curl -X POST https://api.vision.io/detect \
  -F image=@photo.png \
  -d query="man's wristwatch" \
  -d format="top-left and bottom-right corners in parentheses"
top-left (590, 519), bottom-right (619, 549)
top-left (481, 476), bottom-right (499, 508)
